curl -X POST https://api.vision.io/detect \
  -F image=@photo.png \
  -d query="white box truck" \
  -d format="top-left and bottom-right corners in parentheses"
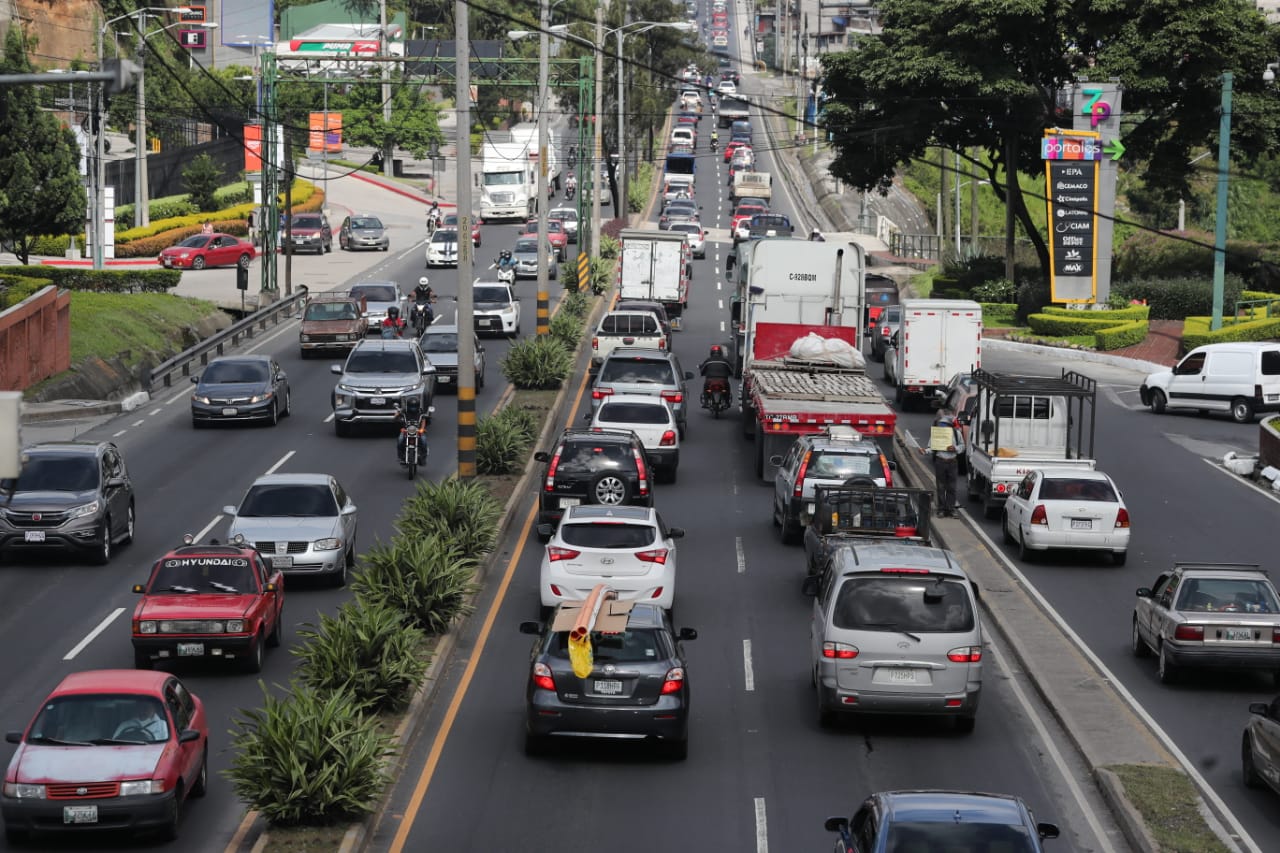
top-left (618, 229), bottom-right (690, 326)
top-left (888, 298), bottom-right (983, 410)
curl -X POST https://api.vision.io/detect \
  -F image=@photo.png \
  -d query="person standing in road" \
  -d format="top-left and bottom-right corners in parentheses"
top-left (925, 408), bottom-right (962, 517)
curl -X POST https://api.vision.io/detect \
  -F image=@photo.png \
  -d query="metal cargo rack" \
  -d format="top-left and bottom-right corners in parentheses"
top-left (812, 485), bottom-right (933, 544)
top-left (1173, 562), bottom-right (1266, 574)
top-left (751, 364), bottom-right (883, 404)
top-left (968, 367), bottom-right (1097, 461)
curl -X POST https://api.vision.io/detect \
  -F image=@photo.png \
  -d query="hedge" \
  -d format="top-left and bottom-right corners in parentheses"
top-left (1027, 308), bottom-right (1149, 337)
top-left (115, 179), bottom-right (317, 245)
top-left (1039, 304), bottom-right (1151, 322)
top-left (1182, 314), bottom-right (1280, 350)
top-left (1094, 319), bottom-right (1150, 351)
top-left (1112, 276), bottom-right (1246, 320)
top-left (979, 302), bottom-right (1017, 326)
top-left (0, 277), bottom-right (53, 309)
top-left (0, 266), bottom-right (180, 292)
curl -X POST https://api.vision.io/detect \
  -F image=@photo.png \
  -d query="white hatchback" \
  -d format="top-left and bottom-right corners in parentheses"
top-left (588, 393), bottom-right (680, 482)
top-left (1001, 468), bottom-right (1130, 565)
top-left (536, 505), bottom-right (683, 617)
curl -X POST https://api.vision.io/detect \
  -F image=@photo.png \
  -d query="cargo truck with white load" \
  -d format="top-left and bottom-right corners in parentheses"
top-left (963, 368), bottom-right (1098, 519)
top-left (888, 298), bottom-right (983, 410)
top-left (617, 229), bottom-right (691, 327)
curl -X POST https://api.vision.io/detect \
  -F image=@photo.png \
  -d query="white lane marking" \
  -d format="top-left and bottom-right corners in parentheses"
top-left (966, 521), bottom-right (1263, 853)
top-left (736, 536), bottom-right (746, 573)
top-left (1201, 456), bottom-right (1280, 508)
top-left (149, 408), bottom-right (161, 416)
top-left (397, 241), bottom-right (424, 262)
top-left (717, 280), bottom-right (722, 291)
top-left (720, 320), bottom-right (726, 333)
top-left (718, 298), bottom-right (724, 310)
top-left (63, 607), bottom-right (126, 660)
top-left (743, 639), bottom-right (755, 691)
top-left (194, 514), bottom-right (223, 543)
top-left (753, 797), bottom-right (768, 853)
top-left (264, 450), bottom-right (295, 476)
top-left (131, 419), bottom-right (144, 427)
top-left (987, 642), bottom-right (1117, 853)
top-left (165, 389), bottom-right (187, 405)
top-left (324, 412), bottom-right (335, 423)
top-left (113, 429), bottom-right (127, 437)
top-left (244, 319), bottom-right (303, 354)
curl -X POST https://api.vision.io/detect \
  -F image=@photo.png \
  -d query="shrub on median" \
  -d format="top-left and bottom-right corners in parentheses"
top-left (476, 405), bottom-right (540, 475)
top-left (501, 335), bottom-right (572, 390)
top-left (396, 479), bottom-right (503, 558)
top-left (353, 536), bottom-right (478, 635)
top-left (0, 266), bottom-right (180, 293)
top-left (561, 289), bottom-right (589, 319)
top-left (548, 310), bottom-right (584, 352)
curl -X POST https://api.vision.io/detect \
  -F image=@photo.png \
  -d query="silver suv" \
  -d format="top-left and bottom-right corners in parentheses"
top-left (770, 425), bottom-right (893, 544)
top-left (803, 543), bottom-right (984, 732)
top-left (591, 347), bottom-right (693, 439)
top-left (868, 306), bottom-right (902, 362)
top-left (330, 339), bottom-right (436, 436)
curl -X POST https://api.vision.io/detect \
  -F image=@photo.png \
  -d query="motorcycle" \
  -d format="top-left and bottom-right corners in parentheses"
top-left (710, 137), bottom-right (718, 153)
top-left (492, 261), bottom-right (516, 285)
top-left (411, 299), bottom-right (434, 336)
top-left (565, 181), bottom-right (577, 201)
top-left (426, 209), bottom-right (441, 235)
top-left (400, 423), bottom-right (428, 480)
top-left (704, 378), bottom-right (731, 419)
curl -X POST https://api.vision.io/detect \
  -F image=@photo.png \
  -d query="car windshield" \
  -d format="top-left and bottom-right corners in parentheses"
top-left (293, 216), bottom-right (323, 229)
top-left (29, 694), bottom-right (170, 746)
top-left (559, 522), bottom-right (657, 549)
top-left (150, 557), bottom-right (256, 593)
top-left (599, 357), bottom-right (674, 384)
top-left (833, 576), bottom-right (975, 632)
top-left (351, 284), bottom-right (398, 302)
top-left (598, 402), bottom-right (671, 425)
top-left (431, 230), bottom-right (458, 244)
top-left (808, 451), bottom-right (883, 480)
top-left (202, 361), bottom-right (268, 384)
top-left (350, 217), bottom-right (382, 229)
top-left (515, 239), bottom-right (538, 253)
top-left (1175, 578), bottom-right (1280, 613)
top-left (555, 441), bottom-right (632, 474)
top-left (549, 628), bottom-right (661, 663)
top-left (238, 483), bottom-right (338, 517)
top-left (345, 350), bottom-right (420, 374)
top-left (304, 302), bottom-right (358, 321)
top-left (1038, 478), bottom-right (1117, 502)
top-left (177, 235), bottom-right (211, 249)
top-left (483, 171), bottom-right (523, 186)
top-left (1, 455), bottom-right (98, 492)
top-left (420, 332), bottom-right (459, 352)
top-left (474, 286), bottom-right (510, 304)
top-left (885, 822), bottom-right (1036, 853)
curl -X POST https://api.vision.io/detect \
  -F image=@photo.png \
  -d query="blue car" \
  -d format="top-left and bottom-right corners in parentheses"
top-left (824, 790), bottom-right (1060, 853)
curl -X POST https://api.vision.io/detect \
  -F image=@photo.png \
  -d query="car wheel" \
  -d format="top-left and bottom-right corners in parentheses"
top-left (300, 349), bottom-right (311, 360)
top-left (1150, 389), bottom-right (1167, 414)
top-left (1017, 531), bottom-right (1034, 563)
top-left (5, 827), bottom-right (29, 844)
top-left (324, 240), bottom-right (332, 254)
top-left (779, 508), bottom-right (800, 546)
top-left (816, 690), bottom-right (836, 729)
top-left (589, 473), bottom-right (630, 506)
top-left (190, 745), bottom-right (209, 797)
top-left (954, 715), bottom-right (977, 734)
top-left (335, 419), bottom-right (351, 437)
top-left (1231, 397), bottom-right (1255, 423)
top-left (477, 368), bottom-right (486, 389)
top-left (1112, 550), bottom-right (1127, 566)
top-left (1244, 734), bottom-right (1266, 789)
top-left (158, 783), bottom-right (181, 840)
top-left (665, 464), bottom-right (678, 484)
top-left (133, 650), bottom-right (153, 670)
top-left (330, 547), bottom-right (350, 588)
top-left (1131, 618), bottom-right (1150, 657)
top-left (192, 256), bottom-right (206, 270)
top-left (282, 389), bottom-right (291, 417)
top-left (267, 605), bottom-right (283, 647)
top-left (1157, 642), bottom-right (1178, 684)
top-left (340, 237), bottom-right (347, 250)
top-left (123, 503), bottom-right (135, 545)
top-left (242, 632), bottom-right (265, 673)
top-left (192, 417), bottom-right (205, 429)
top-left (94, 517), bottom-right (112, 565)
top-left (1001, 512), bottom-right (1015, 544)
top-left (268, 399), bottom-right (279, 426)
top-left (524, 732), bottom-right (551, 757)
top-left (238, 253), bottom-right (252, 269)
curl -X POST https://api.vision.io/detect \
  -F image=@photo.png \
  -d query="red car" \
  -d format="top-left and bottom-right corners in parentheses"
top-left (724, 140), bottom-right (751, 163)
top-left (1, 670), bottom-right (208, 842)
top-left (731, 203), bottom-right (767, 234)
top-left (158, 233), bottom-right (256, 270)
top-left (444, 213), bottom-right (482, 247)
top-left (130, 538), bottom-right (285, 673)
top-left (522, 219), bottom-right (568, 261)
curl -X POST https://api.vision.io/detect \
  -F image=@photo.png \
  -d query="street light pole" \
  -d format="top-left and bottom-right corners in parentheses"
top-left (616, 26), bottom-right (626, 222)
top-left (456, 0), bottom-right (476, 480)
top-left (590, 2), bottom-right (605, 256)
top-left (380, 0), bottom-right (393, 176)
top-left (536, 0), bottom-right (551, 334)
top-left (1210, 71), bottom-right (1232, 332)
top-left (135, 31), bottom-right (148, 228)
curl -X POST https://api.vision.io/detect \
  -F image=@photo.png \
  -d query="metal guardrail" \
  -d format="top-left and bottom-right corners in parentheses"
top-left (142, 291), bottom-right (308, 393)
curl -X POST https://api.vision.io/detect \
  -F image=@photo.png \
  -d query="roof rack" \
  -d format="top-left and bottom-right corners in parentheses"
top-left (971, 367), bottom-right (1096, 397)
top-left (1174, 562), bottom-right (1265, 572)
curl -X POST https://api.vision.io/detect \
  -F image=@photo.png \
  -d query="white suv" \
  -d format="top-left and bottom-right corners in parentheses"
top-left (472, 281), bottom-right (521, 338)
top-left (588, 393), bottom-right (680, 482)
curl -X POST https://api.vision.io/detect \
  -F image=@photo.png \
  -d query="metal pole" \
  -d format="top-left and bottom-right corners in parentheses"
top-left (322, 75), bottom-right (329, 204)
top-left (1211, 71), bottom-right (1232, 331)
top-left (536, 0), bottom-right (551, 334)
top-left (1003, 119), bottom-right (1016, 283)
top-left (590, 2), bottom-right (605, 255)
top-left (456, 0), bottom-right (477, 480)
top-left (380, 0), bottom-right (393, 176)
top-left (954, 149), bottom-right (962, 256)
top-left (616, 25), bottom-right (625, 222)
top-left (93, 22), bottom-right (104, 270)
top-left (135, 33), bottom-right (148, 228)
top-left (970, 146), bottom-right (979, 247)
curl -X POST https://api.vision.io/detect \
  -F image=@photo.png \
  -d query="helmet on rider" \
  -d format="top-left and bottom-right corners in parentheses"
top-left (709, 344), bottom-right (725, 359)
top-left (418, 276), bottom-right (430, 287)
top-left (388, 306), bottom-right (400, 320)
top-left (403, 395), bottom-right (422, 420)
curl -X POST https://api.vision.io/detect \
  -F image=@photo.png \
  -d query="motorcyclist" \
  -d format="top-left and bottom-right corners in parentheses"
top-left (427, 201), bottom-right (441, 232)
top-left (710, 129), bottom-right (719, 152)
top-left (495, 250), bottom-right (517, 275)
top-left (567, 145), bottom-right (577, 169)
top-left (809, 228), bottom-right (825, 242)
top-left (565, 172), bottom-right (578, 198)
top-left (412, 277), bottom-right (436, 330)
top-left (699, 344), bottom-right (733, 408)
top-left (381, 305), bottom-right (407, 339)
top-left (395, 396), bottom-right (429, 467)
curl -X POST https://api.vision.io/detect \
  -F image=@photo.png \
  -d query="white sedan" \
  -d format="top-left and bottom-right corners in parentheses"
top-left (536, 505), bottom-right (684, 618)
top-left (1001, 468), bottom-right (1130, 564)
top-left (588, 393), bottom-right (680, 481)
top-left (716, 80), bottom-right (737, 97)
top-left (425, 228), bottom-right (459, 267)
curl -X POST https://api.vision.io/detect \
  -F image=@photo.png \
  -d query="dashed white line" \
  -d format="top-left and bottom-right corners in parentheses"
top-left (165, 389), bottom-right (187, 405)
top-left (742, 639), bottom-right (755, 691)
top-left (720, 320), bottom-right (726, 333)
top-left (324, 412), bottom-right (335, 423)
top-left (149, 408), bottom-right (161, 416)
top-left (735, 536), bottom-right (746, 573)
top-left (63, 607), bottom-right (126, 661)
top-left (754, 797), bottom-right (768, 853)
top-left (193, 514), bottom-right (223, 543)
top-left (131, 419), bottom-right (144, 427)
top-left (112, 429), bottom-right (127, 437)
top-left (718, 298), bottom-right (724, 310)
top-left (264, 450), bottom-right (295, 476)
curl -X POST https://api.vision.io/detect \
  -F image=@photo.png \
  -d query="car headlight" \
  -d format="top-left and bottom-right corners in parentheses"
top-left (502, 306), bottom-right (516, 315)
top-left (225, 620), bottom-right (246, 633)
top-left (138, 621), bottom-right (157, 634)
top-left (300, 334), bottom-right (311, 342)
top-left (337, 383), bottom-right (356, 393)
top-left (119, 780), bottom-right (165, 797)
top-left (3, 783), bottom-right (46, 799)
top-left (248, 392), bottom-right (274, 404)
top-left (67, 501), bottom-right (100, 520)
top-left (178, 252), bottom-right (191, 259)
top-left (192, 394), bottom-right (211, 404)
top-left (314, 537), bottom-right (342, 551)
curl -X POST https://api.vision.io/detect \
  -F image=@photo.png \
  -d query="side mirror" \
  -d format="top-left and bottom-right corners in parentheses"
top-left (769, 455), bottom-right (783, 466)
top-left (970, 581), bottom-right (980, 601)
top-left (824, 816), bottom-right (849, 833)
top-left (342, 502), bottom-right (358, 515)
top-left (5, 731), bottom-right (22, 745)
top-left (1249, 702), bottom-right (1269, 716)
top-left (534, 451), bottom-right (550, 463)
top-left (330, 364), bottom-right (343, 375)
top-left (668, 527), bottom-right (685, 539)
top-left (678, 627), bottom-right (698, 641)
top-left (536, 524), bottom-right (554, 538)
top-left (178, 729), bottom-right (201, 744)
top-left (132, 584), bottom-right (145, 594)
top-left (684, 370), bottom-right (694, 380)
top-left (222, 505), bottom-right (237, 516)
top-left (888, 461), bottom-right (897, 471)
top-left (423, 365), bottom-right (436, 375)
top-left (1136, 587), bottom-right (1152, 598)
top-left (1037, 823), bottom-right (1060, 841)
top-left (190, 375), bottom-right (200, 384)
top-left (583, 411), bottom-right (593, 421)
top-left (519, 620), bottom-right (543, 635)
top-left (106, 477), bottom-right (126, 488)
top-left (801, 576), bottom-right (820, 596)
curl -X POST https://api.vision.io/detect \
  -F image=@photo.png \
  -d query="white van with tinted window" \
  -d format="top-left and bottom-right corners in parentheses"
top-left (1140, 342), bottom-right (1280, 423)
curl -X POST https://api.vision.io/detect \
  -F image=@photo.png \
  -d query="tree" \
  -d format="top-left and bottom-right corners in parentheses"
top-left (0, 28), bottom-right (87, 264)
top-left (334, 80), bottom-right (443, 159)
top-left (183, 154), bottom-right (222, 212)
top-left (819, 0), bottom-right (1280, 281)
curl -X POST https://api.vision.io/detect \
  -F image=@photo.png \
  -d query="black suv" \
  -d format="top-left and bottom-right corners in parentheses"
top-left (0, 442), bottom-right (135, 564)
top-left (533, 429), bottom-right (654, 535)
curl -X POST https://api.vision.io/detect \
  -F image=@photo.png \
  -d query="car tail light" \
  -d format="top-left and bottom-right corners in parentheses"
top-left (822, 642), bottom-right (859, 659)
top-left (660, 390), bottom-right (682, 404)
top-left (880, 453), bottom-right (893, 487)
top-left (633, 448), bottom-right (650, 496)
top-left (592, 387), bottom-right (614, 400)
top-left (592, 337), bottom-right (599, 350)
top-left (532, 662), bottom-right (556, 691)
top-left (1030, 505), bottom-right (1048, 525)
top-left (1174, 625), bottom-right (1204, 641)
top-left (650, 587), bottom-right (665, 599)
top-left (1115, 507), bottom-right (1130, 528)
top-left (881, 327), bottom-right (890, 338)
top-left (547, 547), bottom-right (580, 562)
top-left (661, 666), bottom-right (685, 694)
top-left (544, 447), bottom-right (563, 492)
top-left (658, 337), bottom-right (667, 351)
top-left (659, 430), bottom-right (677, 446)
top-left (1272, 629), bottom-right (1280, 644)
top-left (995, 482), bottom-right (1008, 493)
top-left (637, 548), bottom-right (669, 564)
top-left (793, 451), bottom-right (812, 497)
top-left (947, 646), bottom-right (983, 663)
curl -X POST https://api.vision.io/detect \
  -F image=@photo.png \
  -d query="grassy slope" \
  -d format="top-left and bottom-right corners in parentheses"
top-left (68, 293), bottom-right (224, 366)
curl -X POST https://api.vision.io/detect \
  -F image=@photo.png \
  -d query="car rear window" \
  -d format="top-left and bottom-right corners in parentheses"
top-left (351, 284), bottom-right (397, 302)
top-left (559, 522), bottom-right (657, 549)
top-left (305, 302), bottom-right (358, 321)
top-left (807, 451), bottom-right (884, 481)
top-left (549, 628), bottom-right (661, 662)
top-left (599, 314), bottom-right (659, 336)
top-left (555, 442), bottom-right (633, 474)
top-left (832, 576), bottom-right (974, 632)
top-left (885, 822), bottom-right (1036, 853)
top-left (598, 402), bottom-right (672, 425)
top-left (1038, 478), bottom-right (1116, 502)
top-left (599, 357), bottom-right (675, 384)
top-left (420, 332), bottom-right (459, 353)
top-left (1175, 578), bottom-right (1280, 613)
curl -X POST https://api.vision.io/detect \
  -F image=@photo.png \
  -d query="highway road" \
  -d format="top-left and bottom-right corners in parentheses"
top-left (0, 168), bottom-right (574, 851)
top-left (363, 18), bottom-right (1123, 853)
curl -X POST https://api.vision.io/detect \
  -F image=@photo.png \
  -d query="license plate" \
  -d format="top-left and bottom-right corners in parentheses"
top-left (63, 805), bottom-right (97, 825)
top-left (594, 679), bottom-right (623, 695)
top-left (806, 503), bottom-right (816, 516)
top-left (887, 668), bottom-right (917, 683)
top-left (162, 259), bottom-right (172, 268)
top-left (1070, 519), bottom-right (1093, 530)
top-left (438, 375), bottom-right (452, 383)
top-left (24, 531), bottom-right (45, 543)
top-left (369, 396), bottom-right (387, 406)
top-left (479, 318), bottom-right (493, 326)
top-left (1224, 628), bottom-right (1257, 641)
top-left (272, 555), bottom-right (294, 568)
top-left (221, 407), bottom-right (238, 416)
top-left (559, 498), bottom-right (581, 508)
top-left (177, 642), bottom-right (204, 657)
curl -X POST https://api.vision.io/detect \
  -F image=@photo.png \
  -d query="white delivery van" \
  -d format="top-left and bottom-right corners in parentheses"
top-left (1140, 342), bottom-right (1280, 423)
top-left (889, 299), bottom-right (983, 410)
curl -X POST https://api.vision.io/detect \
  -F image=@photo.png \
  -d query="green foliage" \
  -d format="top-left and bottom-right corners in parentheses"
top-left (597, 235), bottom-right (620, 260)
top-left (560, 289), bottom-right (590, 318)
top-left (293, 600), bottom-right (428, 714)
top-left (226, 683), bottom-right (393, 827)
top-left (395, 479), bottom-right (503, 559)
top-left (1182, 314), bottom-right (1280, 350)
top-left (1113, 228), bottom-right (1276, 289)
top-left (1095, 320), bottom-right (1150, 351)
top-left (1113, 276), bottom-right (1245, 321)
top-left (117, 179), bottom-right (316, 245)
top-left (1015, 279), bottom-right (1051, 324)
top-left (353, 535), bottom-right (478, 636)
top-left (476, 406), bottom-right (538, 475)
top-left (0, 265), bottom-right (180, 293)
top-left (0, 277), bottom-right (50, 309)
top-left (971, 279), bottom-right (1017, 303)
top-left (978, 302), bottom-right (1017, 327)
top-left (560, 258), bottom-right (582, 291)
top-left (335, 82), bottom-right (443, 159)
top-left (548, 310), bottom-right (584, 352)
top-left (627, 162), bottom-right (656, 213)
top-left (182, 154), bottom-right (223, 213)
top-left (1039, 304), bottom-right (1150, 322)
top-left (941, 253), bottom-right (1007, 292)
top-left (501, 335), bottom-right (573, 389)
top-left (588, 256), bottom-right (614, 294)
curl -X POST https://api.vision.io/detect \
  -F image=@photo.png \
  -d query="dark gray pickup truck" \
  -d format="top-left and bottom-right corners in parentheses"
top-left (803, 486), bottom-right (934, 578)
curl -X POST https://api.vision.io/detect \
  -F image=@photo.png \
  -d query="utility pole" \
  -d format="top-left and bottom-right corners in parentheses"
top-left (94, 27), bottom-right (107, 269)
top-left (1210, 71), bottom-right (1232, 331)
top-left (456, 0), bottom-right (477, 480)
top-left (970, 146), bottom-right (979, 248)
top-left (615, 5), bottom-right (627, 222)
top-left (380, 0), bottom-right (393, 177)
top-left (535, 0), bottom-right (551, 334)
top-left (135, 32), bottom-right (149, 228)
top-left (589, 2), bottom-right (605, 256)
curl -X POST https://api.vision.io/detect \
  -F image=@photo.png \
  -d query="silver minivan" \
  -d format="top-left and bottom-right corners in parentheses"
top-left (1140, 342), bottom-right (1280, 423)
top-left (804, 543), bottom-right (984, 732)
